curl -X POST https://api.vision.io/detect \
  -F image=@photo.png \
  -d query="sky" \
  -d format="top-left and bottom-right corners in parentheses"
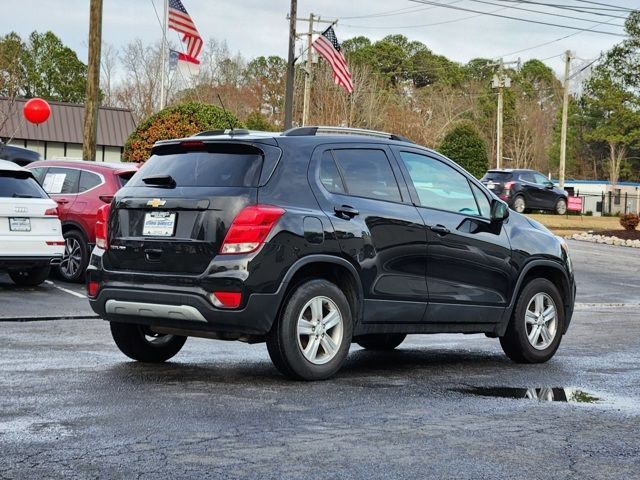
top-left (0, 0), bottom-right (634, 81)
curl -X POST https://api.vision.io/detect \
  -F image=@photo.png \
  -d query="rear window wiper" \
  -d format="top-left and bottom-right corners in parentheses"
top-left (142, 175), bottom-right (176, 188)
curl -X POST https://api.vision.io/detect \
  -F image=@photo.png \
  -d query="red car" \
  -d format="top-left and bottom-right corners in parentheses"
top-left (27, 160), bottom-right (138, 282)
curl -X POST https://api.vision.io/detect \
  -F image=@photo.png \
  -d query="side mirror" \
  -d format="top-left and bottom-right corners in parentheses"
top-left (490, 199), bottom-right (509, 222)
top-left (544, 181), bottom-right (554, 189)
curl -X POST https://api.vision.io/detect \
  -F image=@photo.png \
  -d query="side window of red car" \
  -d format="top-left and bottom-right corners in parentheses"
top-left (79, 170), bottom-right (102, 193)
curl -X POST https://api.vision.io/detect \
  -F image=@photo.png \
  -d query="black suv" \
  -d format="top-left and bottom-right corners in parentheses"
top-left (87, 127), bottom-right (575, 380)
top-left (480, 169), bottom-right (568, 214)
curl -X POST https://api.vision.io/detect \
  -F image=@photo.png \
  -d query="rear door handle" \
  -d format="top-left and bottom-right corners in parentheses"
top-left (144, 248), bottom-right (163, 261)
top-left (56, 199), bottom-right (69, 204)
top-left (430, 224), bottom-right (450, 235)
top-left (334, 205), bottom-right (359, 219)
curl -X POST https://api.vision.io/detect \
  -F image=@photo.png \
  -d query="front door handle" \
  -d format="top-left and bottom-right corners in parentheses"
top-left (56, 199), bottom-right (69, 205)
top-left (430, 224), bottom-right (450, 235)
top-left (334, 205), bottom-right (359, 219)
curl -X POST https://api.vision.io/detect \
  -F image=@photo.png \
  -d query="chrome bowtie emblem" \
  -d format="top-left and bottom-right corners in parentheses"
top-left (14, 207), bottom-right (27, 213)
top-left (146, 198), bottom-right (166, 208)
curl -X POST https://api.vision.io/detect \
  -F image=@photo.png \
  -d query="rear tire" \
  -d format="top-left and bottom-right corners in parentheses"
top-left (513, 195), bottom-right (526, 213)
top-left (356, 333), bottom-right (406, 351)
top-left (267, 279), bottom-right (352, 380)
top-left (500, 278), bottom-right (564, 363)
top-left (555, 198), bottom-right (567, 215)
top-left (9, 266), bottom-right (50, 286)
top-left (110, 322), bottom-right (187, 363)
top-left (58, 230), bottom-right (89, 282)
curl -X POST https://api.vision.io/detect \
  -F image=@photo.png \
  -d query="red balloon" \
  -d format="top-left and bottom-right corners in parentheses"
top-left (23, 98), bottom-right (51, 124)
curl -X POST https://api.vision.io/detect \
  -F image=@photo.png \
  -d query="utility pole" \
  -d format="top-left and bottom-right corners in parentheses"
top-left (159, 0), bottom-right (168, 111)
top-left (490, 58), bottom-right (518, 169)
top-left (496, 59), bottom-right (504, 170)
top-left (82, 0), bottom-right (102, 161)
top-left (559, 50), bottom-right (572, 189)
top-left (284, 0), bottom-right (297, 130)
top-left (302, 13), bottom-right (314, 127)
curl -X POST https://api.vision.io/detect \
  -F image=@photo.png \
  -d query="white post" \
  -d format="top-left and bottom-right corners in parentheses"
top-left (159, 0), bottom-right (168, 111)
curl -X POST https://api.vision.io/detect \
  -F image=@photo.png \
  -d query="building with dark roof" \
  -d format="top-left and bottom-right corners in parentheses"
top-left (0, 98), bottom-right (136, 162)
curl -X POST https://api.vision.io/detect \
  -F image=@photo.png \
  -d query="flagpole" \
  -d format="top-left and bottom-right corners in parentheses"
top-left (159, 0), bottom-right (168, 111)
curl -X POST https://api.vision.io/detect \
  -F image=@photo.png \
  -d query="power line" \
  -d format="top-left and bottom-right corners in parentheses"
top-left (409, 0), bottom-right (627, 36)
top-left (337, 0), bottom-right (464, 20)
top-left (342, 5), bottom-right (510, 29)
top-left (495, 14), bottom-right (621, 58)
top-left (574, 0), bottom-right (635, 12)
top-left (467, 0), bottom-right (626, 25)
top-left (488, 0), bottom-right (631, 20)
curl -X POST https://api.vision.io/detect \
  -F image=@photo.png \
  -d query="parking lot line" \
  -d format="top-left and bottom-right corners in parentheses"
top-left (44, 280), bottom-right (86, 299)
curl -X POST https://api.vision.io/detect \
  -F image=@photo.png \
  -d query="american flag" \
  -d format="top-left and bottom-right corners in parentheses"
top-left (168, 0), bottom-right (203, 61)
top-left (311, 27), bottom-right (353, 94)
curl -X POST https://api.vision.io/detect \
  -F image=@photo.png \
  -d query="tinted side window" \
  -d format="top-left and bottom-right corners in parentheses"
top-left (42, 167), bottom-right (80, 194)
top-left (533, 173), bottom-right (549, 185)
top-left (332, 149), bottom-right (401, 202)
top-left (79, 170), bottom-right (102, 193)
top-left (319, 151), bottom-right (345, 194)
top-left (400, 151), bottom-right (479, 215)
top-left (519, 172), bottom-right (535, 183)
top-left (470, 182), bottom-right (491, 218)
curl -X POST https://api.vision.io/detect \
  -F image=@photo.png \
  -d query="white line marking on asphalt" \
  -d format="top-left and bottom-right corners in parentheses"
top-left (575, 302), bottom-right (640, 309)
top-left (45, 280), bottom-right (86, 299)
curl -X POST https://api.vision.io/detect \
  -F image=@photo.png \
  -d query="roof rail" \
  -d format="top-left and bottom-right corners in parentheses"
top-left (282, 126), bottom-right (414, 143)
top-left (193, 129), bottom-right (251, 137)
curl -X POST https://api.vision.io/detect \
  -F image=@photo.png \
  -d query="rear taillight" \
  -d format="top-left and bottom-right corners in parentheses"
top-left (95, 204), bottom-right (111, 250)
top-left (210, 291), bottom-right (242, 308)
top-left (87, 281), bottom-right (100, 298)
top-left (44, 207), bottom-right (59, 217)
top-left (219, 205), bottom-right (285, 255)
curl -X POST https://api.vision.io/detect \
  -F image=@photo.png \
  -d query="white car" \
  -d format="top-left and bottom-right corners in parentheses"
top-left (0, 160), bottom-right (64, 286)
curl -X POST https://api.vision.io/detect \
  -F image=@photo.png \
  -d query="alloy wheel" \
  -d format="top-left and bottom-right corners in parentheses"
top-left (525, 292), bottom-right (558, 350)
top-left (513, 197), bottom-right (526, 213)
top-left (296, 296), bottom-right (344, 365)
top-left (60, 237), bottom-right (82, 279)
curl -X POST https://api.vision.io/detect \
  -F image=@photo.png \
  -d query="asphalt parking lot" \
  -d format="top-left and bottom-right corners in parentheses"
top-left (1, 240), bottom-right (639, 479)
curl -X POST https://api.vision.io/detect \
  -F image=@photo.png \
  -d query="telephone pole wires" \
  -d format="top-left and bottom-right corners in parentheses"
top-left (559, 50), bottom-right (573, 190)
top-left (82, 0), bottom-right (103, 161)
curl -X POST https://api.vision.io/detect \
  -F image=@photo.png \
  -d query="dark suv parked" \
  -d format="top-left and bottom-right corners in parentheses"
top-left (480, 169), bottom-right (568, 214)
top-left (88, 127), bottom-right (576, 380)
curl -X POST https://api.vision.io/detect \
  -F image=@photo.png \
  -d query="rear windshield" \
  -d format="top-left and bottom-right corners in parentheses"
top-left (129, 147), bottom-right (263, 188)
top-left (0, 171), bottom-right (48, 199)
top-left (482, 171), bottom-right (512, 182)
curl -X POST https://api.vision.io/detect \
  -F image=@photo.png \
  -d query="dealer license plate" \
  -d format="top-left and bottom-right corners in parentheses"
top-left (9, 217), bottom-right (31, 232)
top-left (143, 211), bottom-right (176, 236)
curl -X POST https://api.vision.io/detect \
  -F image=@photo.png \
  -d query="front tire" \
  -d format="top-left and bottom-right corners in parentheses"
top-left (500, 278), bottom-right (564, 363)
top-left (555, 198), bottom-right (567, 215)
top-left (356, 333), bottom-right (406, 351)
top-left (58, 230), bottom-right (89, 282)
top-left (9, 266), bottom-right (50, 286)
top-left (267, 279), bottom-right (353, 380)
top-left (110, 322), bottom-right (187, 363)
top-left (512, 195), bottom-right (526, 213)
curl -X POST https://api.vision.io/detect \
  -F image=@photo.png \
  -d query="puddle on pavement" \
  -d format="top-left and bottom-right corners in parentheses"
top-left (459, 386), bottom-right (601, 403)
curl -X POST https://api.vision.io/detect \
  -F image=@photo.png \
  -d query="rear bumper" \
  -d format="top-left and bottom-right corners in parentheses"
top-left (89, 286), bottom-right (284, 336)
top-left (0, 255), bottom-right (62, 270)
